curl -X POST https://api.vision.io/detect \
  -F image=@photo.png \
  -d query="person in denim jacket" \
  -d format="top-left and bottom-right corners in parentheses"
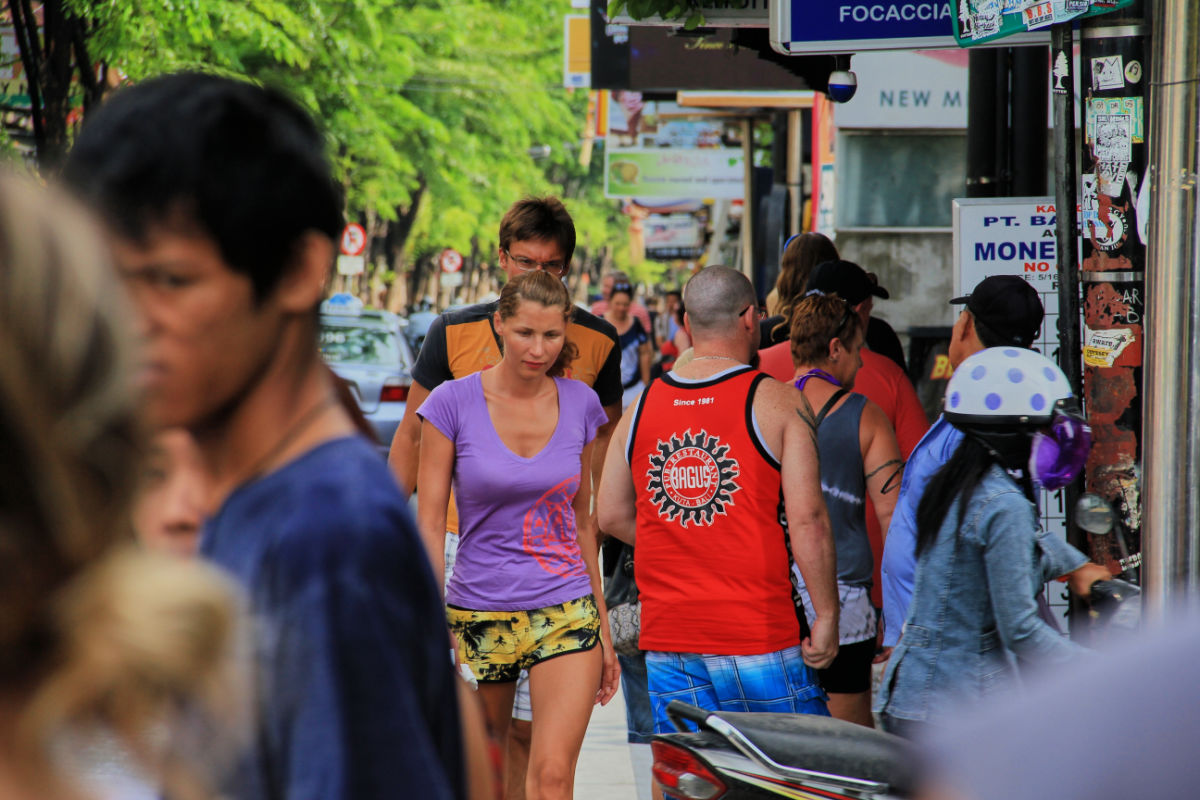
top-left (874, 348), bottom-right (1110, 737)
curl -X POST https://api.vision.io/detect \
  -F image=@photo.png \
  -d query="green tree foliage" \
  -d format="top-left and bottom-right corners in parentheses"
top-left (606, 0), bottom-right (706, 29)
top-left (70, 0), bottom-right (630, 294)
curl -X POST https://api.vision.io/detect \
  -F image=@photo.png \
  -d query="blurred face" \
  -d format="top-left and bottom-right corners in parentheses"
top-left (831, 330), bottom-right (865, 389)
top-left (111, 224), bottom-right (289, 430)
top-left (600, 274), bottom-right (615, 300)
top-left (500, 237), bottom-right (567, 281)
top-left (134, 429), bottom-right (209, 557)
top-left (494, 300), bottom-right (567, 378)
top-left (609, 291), bottom-right (632, 321)
top-left (665, 293), bottom-right (681, 314)
top-left (854, 297), bottom-right (873, 330)
top-left (949, 310), bottom-right (974, 368)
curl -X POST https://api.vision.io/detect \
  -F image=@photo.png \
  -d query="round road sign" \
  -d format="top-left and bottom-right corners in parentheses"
top-left (440, 248), bottom-right (464, 273)
top-left (340, 223), bottom-right (367, 256)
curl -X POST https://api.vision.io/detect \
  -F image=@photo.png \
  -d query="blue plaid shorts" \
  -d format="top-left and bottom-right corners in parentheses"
top-left (645, 646), bottom-right (829, 734)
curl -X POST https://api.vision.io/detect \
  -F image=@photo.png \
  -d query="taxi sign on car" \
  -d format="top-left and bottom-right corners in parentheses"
top-left (321, 292), bottom-right (364, 316)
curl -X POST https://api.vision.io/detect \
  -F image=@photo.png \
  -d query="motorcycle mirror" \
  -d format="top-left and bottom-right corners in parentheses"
top-left (1075, 493), bottom-right (1115, 535)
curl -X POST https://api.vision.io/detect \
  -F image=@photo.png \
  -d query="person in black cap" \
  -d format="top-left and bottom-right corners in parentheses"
top-left (948, 274), bottom-right (1046, 358)
top-left (880, 274), bottom-right (1047, 658)
top-left (804, 259), bottom-right (907, 372)
top-left (759, 257), bottom-right (931, 668)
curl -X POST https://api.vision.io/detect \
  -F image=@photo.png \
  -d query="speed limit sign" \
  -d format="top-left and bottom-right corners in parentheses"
top-left (439, 248), bottom-right (464, 273)
top-left (340, 223), bottom-right (367, 257)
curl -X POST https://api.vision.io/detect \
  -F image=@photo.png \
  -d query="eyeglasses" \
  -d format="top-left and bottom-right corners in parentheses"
top-left (834, 308), bottom-right (853, 335)
top-left (504, 248), bottom-right (567, 276)
top-left (738, 304), bottom-right (765, 320)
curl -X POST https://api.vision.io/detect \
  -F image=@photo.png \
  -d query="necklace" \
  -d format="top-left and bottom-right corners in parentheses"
top-left (238, 393), bottom-right (337, 484)
top-left (794, 367), bottom-right (842, 391)
top-left (691, 355), bottom-right (743, 363)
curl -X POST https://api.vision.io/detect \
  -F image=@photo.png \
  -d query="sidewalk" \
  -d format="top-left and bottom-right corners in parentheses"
top-left (575, 689), bottom-right (639, 799)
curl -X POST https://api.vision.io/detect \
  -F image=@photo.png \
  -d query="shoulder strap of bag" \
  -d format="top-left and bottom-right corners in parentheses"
top-left (814, 388), bottom-right (849, 427)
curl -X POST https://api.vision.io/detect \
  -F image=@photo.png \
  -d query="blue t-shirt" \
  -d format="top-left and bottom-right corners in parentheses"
top-left (201, 436), bottom-right (463, 800)
top-left (880, 415), bottom-right (962, 647)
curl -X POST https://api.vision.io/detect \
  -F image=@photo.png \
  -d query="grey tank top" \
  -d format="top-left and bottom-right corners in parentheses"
top-left (816, 391), bottom-right (872, 587)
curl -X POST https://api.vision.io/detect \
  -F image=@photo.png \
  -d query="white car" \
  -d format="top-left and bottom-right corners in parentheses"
top-left (319, 294), bottom-right (415, 456)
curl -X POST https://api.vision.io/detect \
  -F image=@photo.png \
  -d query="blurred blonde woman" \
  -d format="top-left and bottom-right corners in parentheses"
top-left (0, 174), bottom-right (243, 800)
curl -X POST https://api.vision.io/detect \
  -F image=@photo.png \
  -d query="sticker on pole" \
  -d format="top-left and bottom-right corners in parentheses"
top-left (1083, 327), bottom-right (1135, 368)
top-left (952, 0), bottom-right (1135, 47)
top-left (340, 223), bottom-right (367, 257)
top-left (439, 248), bottom-right (463, 273)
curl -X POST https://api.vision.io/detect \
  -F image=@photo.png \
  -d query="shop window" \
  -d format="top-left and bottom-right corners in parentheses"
top-left (836, 131), bottom-right (967, 229)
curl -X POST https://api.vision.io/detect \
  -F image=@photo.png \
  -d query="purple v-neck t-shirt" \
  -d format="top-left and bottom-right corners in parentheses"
top-left (419, 372), bottom-right (607, 611)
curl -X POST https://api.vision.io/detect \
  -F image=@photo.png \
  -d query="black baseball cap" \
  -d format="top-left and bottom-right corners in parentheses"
top-left (805, 259), bottom-right (890, 306)
top-left (950, 275), bottom-right (1044, 347)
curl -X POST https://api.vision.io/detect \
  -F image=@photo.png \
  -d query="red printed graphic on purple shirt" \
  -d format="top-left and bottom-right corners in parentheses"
top-left (523, 474), bottom-right (587, 578)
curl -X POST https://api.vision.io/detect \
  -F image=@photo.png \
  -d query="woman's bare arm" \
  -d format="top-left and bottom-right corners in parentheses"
top-left (859, 400), bottom-right (904, 542)
top-left (416, 420), bottom-right (455, 594)
top-left (575, 439), bottom-right (620, 705)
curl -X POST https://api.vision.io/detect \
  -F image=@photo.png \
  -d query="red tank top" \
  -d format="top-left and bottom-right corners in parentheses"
top-left (628, 366), bottom-right (801, 655)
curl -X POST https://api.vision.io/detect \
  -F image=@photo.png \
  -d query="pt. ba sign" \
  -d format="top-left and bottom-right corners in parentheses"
top-left (771, 0), bottom-right (1048, 54)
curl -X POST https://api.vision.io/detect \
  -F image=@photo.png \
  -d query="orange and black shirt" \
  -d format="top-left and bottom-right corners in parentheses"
top-left (412, 300), bottom-right (621, 533)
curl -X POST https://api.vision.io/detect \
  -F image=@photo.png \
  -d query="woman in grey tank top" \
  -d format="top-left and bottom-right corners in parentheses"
top-left (788, 292), bottom-right (904, 728)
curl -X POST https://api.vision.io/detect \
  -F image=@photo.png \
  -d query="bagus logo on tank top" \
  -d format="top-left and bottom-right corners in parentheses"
top-left (644, 428), bottom-right (741, 527)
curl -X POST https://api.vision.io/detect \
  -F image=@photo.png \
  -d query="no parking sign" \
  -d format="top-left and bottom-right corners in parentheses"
top-left (340, 223), bottom-right (367, 257)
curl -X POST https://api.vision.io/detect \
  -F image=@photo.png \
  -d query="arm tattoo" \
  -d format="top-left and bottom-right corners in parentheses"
top-left (866, 458), bottom-right (905, 495)
top-left (795, 396), bottom-right (821, 455)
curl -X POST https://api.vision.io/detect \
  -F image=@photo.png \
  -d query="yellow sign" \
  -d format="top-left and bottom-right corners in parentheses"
top-left (563, 15), bottom-right (590, 89)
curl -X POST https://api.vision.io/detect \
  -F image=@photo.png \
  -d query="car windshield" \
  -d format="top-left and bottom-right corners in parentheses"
top-left (319, 324), bottom-right (403, 367)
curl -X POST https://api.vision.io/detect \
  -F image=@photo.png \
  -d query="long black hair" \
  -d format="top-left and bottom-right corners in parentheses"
top-left (915, 428), bottom-right (1037, 555)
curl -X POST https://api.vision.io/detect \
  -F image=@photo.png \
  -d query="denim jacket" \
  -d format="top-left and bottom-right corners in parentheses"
top-left (874, 465), bottom-right (1088, 723)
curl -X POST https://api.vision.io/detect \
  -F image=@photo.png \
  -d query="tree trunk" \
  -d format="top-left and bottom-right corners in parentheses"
top-left (39, 0), bottom-right (73, 166)
top-left (384, 178), bottom-right (425, 313)
top-left (8, 0), bottom-right (103, 168)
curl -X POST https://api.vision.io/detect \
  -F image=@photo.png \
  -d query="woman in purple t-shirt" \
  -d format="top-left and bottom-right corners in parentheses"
top-left (417, 270), bottom-right (619, 798)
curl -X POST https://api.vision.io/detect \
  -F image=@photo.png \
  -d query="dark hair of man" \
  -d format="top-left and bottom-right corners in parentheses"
top-left (971, 311), bottom-right (1032, 349)
top-left (682, 266), bottom-right (756, 335)
top-left (498, 196), bottom-right (576, 267)
top-left (61, 72), bottom-right (343, 303)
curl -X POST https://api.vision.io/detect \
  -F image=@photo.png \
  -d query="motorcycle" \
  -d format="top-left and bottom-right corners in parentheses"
top-left (651, 699), bottom-right (915, 800)
top-left (651, 573), bottom-right (1140, 799)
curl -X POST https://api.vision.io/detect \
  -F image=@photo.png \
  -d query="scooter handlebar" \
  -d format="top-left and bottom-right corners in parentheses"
top-left (665, 700), bottom-right (714, 732)
top-left (1089, 578), bottom-right (1140, 606)
top-left (1088, 578), bottom-right (1141, 634)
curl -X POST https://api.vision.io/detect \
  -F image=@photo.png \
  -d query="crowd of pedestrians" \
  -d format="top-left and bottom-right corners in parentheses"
top-left (0, 69), bottom-right (1131, 800)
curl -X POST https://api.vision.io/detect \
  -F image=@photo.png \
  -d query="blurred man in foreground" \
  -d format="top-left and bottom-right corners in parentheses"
top-left (65, 73), bottom-right (471, 800)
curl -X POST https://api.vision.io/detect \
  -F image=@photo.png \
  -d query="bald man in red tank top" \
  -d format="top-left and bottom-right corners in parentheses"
top-left (598, 267), bottom-right (839, 766)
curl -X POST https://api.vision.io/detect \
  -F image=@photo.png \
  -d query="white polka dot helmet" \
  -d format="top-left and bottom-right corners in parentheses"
top-left (944, 347), bottom-right (1073, 426)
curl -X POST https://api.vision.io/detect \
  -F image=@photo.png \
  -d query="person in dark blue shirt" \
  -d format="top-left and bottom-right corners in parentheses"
top-left (63, 73), bottom-right (467, 800)
top-left (204, 437), bottom-right (462, 799)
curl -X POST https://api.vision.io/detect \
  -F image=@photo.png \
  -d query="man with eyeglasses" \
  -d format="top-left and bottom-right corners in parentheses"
top-left (389, 195), bottom-right (621, 800)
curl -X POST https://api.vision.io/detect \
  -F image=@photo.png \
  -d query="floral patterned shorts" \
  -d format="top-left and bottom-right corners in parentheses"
top-left (447, 594), bottom-right (600, 683)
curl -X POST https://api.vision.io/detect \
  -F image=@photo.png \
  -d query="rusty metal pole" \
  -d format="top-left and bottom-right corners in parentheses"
top-left (1142, 0), bottom-right (1200, 610)
top-left (1078, 8), bottom-right (1148, 583)
top-left (1050, 25), bottom-right (1085, 584)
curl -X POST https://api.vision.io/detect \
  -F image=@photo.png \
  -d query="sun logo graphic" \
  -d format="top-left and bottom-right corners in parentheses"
top-left (645, 429), bottom-right (740, 527)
